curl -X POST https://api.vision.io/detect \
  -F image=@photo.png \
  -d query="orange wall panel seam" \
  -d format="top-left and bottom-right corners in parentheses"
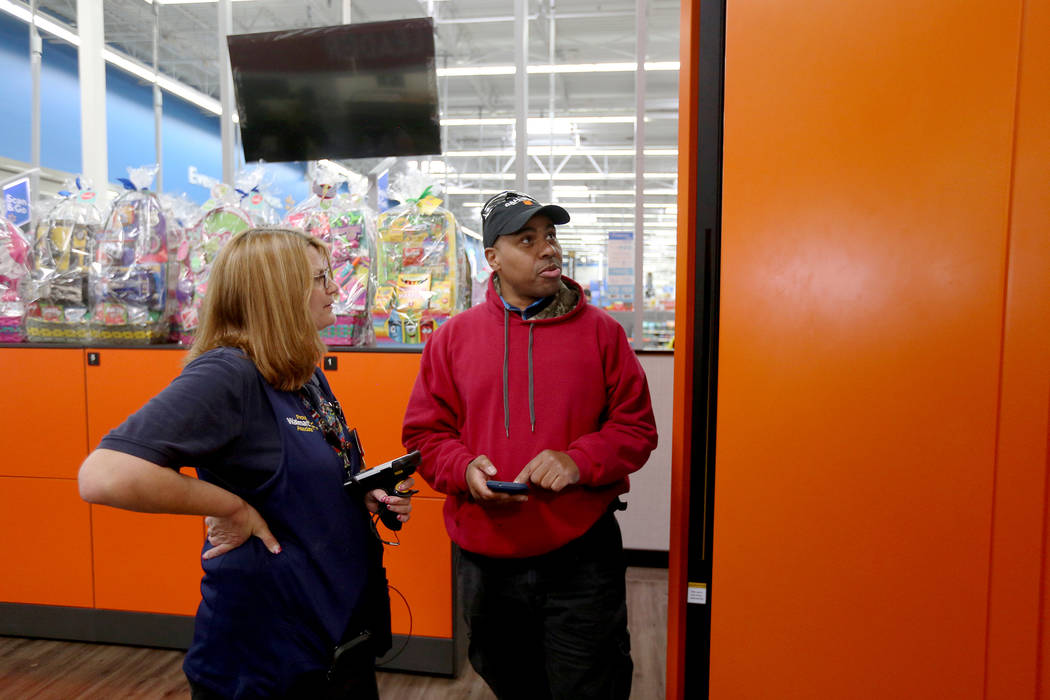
top-left (82, 350), bottom-right (98, 610)
top-left (982, 0), bottom-right (1050, 696)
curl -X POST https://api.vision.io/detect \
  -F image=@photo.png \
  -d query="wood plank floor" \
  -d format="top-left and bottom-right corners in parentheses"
top-left (0, 567), bottom-right (667, 699)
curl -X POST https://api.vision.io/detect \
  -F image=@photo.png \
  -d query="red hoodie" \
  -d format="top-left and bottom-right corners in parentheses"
top-left (402, 275), bottom-right (658, 558)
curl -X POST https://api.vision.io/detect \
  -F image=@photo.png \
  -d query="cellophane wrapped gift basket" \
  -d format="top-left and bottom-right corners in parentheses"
top-left (372, 174), bottom-right (469, 345)
top-left (460, 227), bottom-right (491, 308)
top-left (88, 165), bottom-right (178, 345)
top-left (172, 170), bottom-right (252, 344)
top-left (235, 164), bottom-right (282, 226)
top-left (284, 162), bottom-right (377, 346)
top-left (0, 219), bottom-right (31, 342)
top-left (23, 180), bottom-right (103, 343)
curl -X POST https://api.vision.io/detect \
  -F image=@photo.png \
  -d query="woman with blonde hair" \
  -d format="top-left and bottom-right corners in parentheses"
top-left (79, 227), bottom-right (412, 699)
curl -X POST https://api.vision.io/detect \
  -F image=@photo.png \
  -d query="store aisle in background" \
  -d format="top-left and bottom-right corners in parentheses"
top-left (0, 567), bottom-right (667, 699)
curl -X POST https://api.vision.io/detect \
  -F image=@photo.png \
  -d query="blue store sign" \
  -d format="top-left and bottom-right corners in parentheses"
top-left (3, 178), bottom-right (31, 228)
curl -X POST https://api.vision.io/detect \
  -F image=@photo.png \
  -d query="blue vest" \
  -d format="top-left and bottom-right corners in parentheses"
top-left (183, 370), bottom-right (372, 699)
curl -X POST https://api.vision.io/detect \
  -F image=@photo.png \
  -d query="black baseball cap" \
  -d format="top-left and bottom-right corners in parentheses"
top-left (481, 191), bottom-right (570, 248)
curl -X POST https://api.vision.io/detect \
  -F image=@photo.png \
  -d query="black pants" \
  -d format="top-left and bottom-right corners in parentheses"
top-left (459, 510), bottom-right (633, 700)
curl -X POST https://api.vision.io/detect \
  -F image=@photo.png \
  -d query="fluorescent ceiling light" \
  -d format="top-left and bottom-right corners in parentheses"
top-left (100, 47), bottom-right (222, 115)
top-left (445, 148), bottom-right (677, 157)
top-left (553, 188), bottom-right (677, 196)
top-left (438, 61), bottom-right (679, 78)
top-left (537, 61), bottom-right (679, 74)
top-left (142, 0), bottom-right (256, 4)
top-left (446, 187), bottom-right (673, 198)
top-left (440, 66), bottom-right (516, 77)
top-left (442, 116), bottom-right (636, 127)
top-left (516, 119), bottom-right (576, 136)
top-left (418, 160), bottom-right (452, 173)
top-left (564, 228), bottom-right (676, 234)
top-left (546, 202), bottom-right (677, 209)
top-left (442, 118), bottom-right (515, 127)
top-left (453, 172), bottom-right (677, 181)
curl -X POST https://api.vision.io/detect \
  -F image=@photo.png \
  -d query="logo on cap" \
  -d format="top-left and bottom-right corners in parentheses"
top-left (501, 195), bottom-right (534, 209)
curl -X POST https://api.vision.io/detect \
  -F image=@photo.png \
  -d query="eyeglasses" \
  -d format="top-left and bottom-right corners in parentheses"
top-left (313, 269), bottom-right (334, 287)
top-left (481, 190), bottom-right (537, 222)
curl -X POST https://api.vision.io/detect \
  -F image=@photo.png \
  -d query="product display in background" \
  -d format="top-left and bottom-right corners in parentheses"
top-left (0, 219), bottom-right (31, 341)
top-left (88, 165), bottom-right (177, 345)
top-left (373, 178), bottom-right (468, 345)
top-left (171, 170), bottom-right (254, 344)
top-left (173, 209), bottom-right (252, 344)
top-left (285, 164), bottom-right (376, 346)
top-left (235, 164), bottom-right (283, 226)
top-left (23, 181), bottom-right (104, 343)
top-left (460, 229), bottom-right (490, 308)
top-left (159, 192), bottom-right (205, 234)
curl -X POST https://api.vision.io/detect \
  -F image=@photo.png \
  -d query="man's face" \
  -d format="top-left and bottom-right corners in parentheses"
top-left (485, 213), bottom-right (563, 308)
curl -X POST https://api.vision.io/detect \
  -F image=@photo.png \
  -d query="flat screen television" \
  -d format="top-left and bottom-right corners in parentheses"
top-left (227, 18), bottom-right (441, 163)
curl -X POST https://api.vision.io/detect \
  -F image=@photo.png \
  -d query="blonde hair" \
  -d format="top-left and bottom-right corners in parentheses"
top-left (187, 227), bottom-right (330, 391)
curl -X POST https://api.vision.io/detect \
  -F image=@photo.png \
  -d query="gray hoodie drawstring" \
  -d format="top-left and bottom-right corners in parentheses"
top-left (528, 324), bottom-right (535, 432)
top-left (502, 306), bottom-right (537, 437)
top-left (503, 306), bottom-right (510, 437)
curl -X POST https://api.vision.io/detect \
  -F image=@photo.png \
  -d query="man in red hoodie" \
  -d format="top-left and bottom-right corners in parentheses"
top-left (402, 191), bottom-right (658, 700)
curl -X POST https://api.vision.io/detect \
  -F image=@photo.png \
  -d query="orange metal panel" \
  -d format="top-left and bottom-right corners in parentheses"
top-left (91, 501), bottom-right (204, 615)
top-left (985, 0), bottom-right (1050, 697)
top-left (383, 496), bottom-right (453, 639)
top-left (91, 496), bottom-right (451, 630)
top-left (0, 477), bottom-right (94, 607)
top-left (715, 2), bottom-right (1023, 698)
top-left (84, 348), bottom-right (187, 448)
top-left (325, 355), bottom-right (454, 638)
top-left (84, 348), bottom-right (201, 615)
top-left (83, 348), bottom-right (450, 628)
top-left (323, 352), bottom-right (441, 498)
top-left (667, 0), bottom-right (699, 698)
top-left (0, 348), bottom-right (88, 479)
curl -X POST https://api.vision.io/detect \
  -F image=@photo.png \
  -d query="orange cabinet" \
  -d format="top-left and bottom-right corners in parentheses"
top-left (0, 477), bottom-right (93, 607)
top-left (90, 502), bottom-right (206, 616)
top-left (83, 347), bottom-right (188, 447)
top-left (324, 351), bottom-right (441, 499)
top-left (0, 345), bottom-right (458, 668)
top-left (384, 496), bottom-right (454, 638)
top-left (324, 352), bottom-right (457, 640)
top-left (83, 347), bottom-right (205, 615)
top-left (0, 348), bottom-right (88, 479)
top-left (316, 352), bottom-right (455, 640)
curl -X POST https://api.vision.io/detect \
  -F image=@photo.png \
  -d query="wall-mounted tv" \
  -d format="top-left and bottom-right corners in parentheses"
top-left (227, 17), bottom-right (441, 163)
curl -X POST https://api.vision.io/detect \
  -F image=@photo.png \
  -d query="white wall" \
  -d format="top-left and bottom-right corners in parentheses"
top-left (615, 352), bottom-right (673, 551)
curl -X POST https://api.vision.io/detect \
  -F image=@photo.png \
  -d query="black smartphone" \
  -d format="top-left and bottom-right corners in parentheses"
top-left (486, 480), bottom-right (529, 494)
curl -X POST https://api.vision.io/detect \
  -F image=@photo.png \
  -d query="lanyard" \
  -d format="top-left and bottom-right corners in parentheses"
top-left (298, 377), bottom-right (364, 481)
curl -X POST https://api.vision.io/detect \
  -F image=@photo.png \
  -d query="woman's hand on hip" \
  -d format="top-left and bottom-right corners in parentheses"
top-left (203, 499), bottom-right (281, 559)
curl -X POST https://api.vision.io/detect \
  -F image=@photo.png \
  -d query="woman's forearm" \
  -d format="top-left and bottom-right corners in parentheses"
top-left (79, 448), bottom-right (243, 517)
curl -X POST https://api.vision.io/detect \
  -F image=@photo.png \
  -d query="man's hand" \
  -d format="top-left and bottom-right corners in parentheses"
top-left (466, 454), bottom-right (528, 504)
top-left (203, 499), bottom-right (281, 559)
top-left (515, 450), bottom-right (580, 492)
